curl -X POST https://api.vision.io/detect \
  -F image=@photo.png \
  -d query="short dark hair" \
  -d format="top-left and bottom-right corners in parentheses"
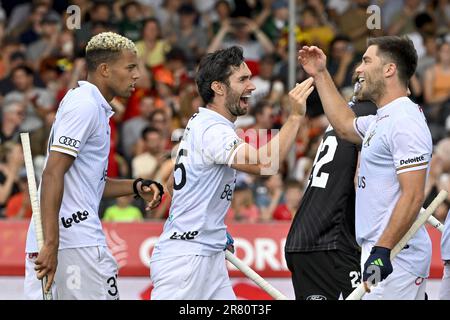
top-left (11, 65), bottom-right (34, 77)
top-left (195, 46), bottom-right (244, 104)
top-left (149, 109), bottom-right (167, 122)
top-left (250, 100), bottom-right (272, 117)
top-left (141, 126), bottom-right (161, 140)
top-left (367, 36), bottom-right (417, 86)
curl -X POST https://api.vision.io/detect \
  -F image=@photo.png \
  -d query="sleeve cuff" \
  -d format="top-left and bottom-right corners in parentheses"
top-left (353, 118), bottom-right (365, 140)
top-left (396, 162), bottom-right (429, 174)
top-left (226, 142), bottom-right (245, 167)
top-left (50, 145), bottom-right (78, 158)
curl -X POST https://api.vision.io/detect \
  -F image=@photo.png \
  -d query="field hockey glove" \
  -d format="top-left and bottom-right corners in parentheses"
top-left (224, 231), bottom-right (235, 253)
top-left (362, 246), bottom-right (393, 285)
top-left (133, 178), bottom-right (164, 200)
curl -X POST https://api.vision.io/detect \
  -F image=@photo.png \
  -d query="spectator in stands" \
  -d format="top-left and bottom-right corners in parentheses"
top-left (423, 41), bottom-right (450, 141)
top-left (26, 12), bottom-right (61, 70)
top-left (248, 54), bottom-right (284, 107)
top-left (327, 35), bottom-right (360, 92)
top-left (228, 181), bottom-right (260, 223)
top-left (167, 3), bottom-right (207, 71)
top-left (206, 0), bottom-right (232, 41)
top-left (75, 1), bottom-right (111, 50)
top-left (207, 16), bottom-right (275, 73)
top-left (297, 5), bottom-right (335, 53)
top-left (153, 47), bottom-right (190, 95)
top-left (132, 127), bottom-right (165, 179)
top-left (0, 100), bottom-right (26, 144)
top-left (135, 17), bottom-right (171, 69)
top-left (259, 0), bottom-right (289, 44)
top-left (154, 0), bottom-right (182, 38)
top-left (102, 195), bottom-right (143, 222)
top-left (5, 168), bottom-right (32, 219)
top-left (406, 12), bottom-right (437, 61)
top-left (16, 2), bottom-right (52, 46)
top-left (0, 50), bottom-right (28, 98)
top-left (272, 179), bottom-right (303, 221)
top-left (121, 96), bottom-right (155, 160)
top-left (149, 108), bottom-right (172, 148)
top-left (242, 100), bottom-right (274, 149)
top-left (117, 1), bottom-right (145, 42)
top-left (337, 0), bottom-right (382, 54)
top-left (430, 0), bottom-right (450, 32)
top-left (416, 34), bottom-right (438, 81)
top-left (387, 0), bottom-right (425, 36)
top-left (4, 65), bottom-right (54, 155)
top-left (256, 174), bottom-right (284, 222)
top-left (0, 142), bottom-right (24, 218)
top-left (7, 0), bottom-right (56, 35)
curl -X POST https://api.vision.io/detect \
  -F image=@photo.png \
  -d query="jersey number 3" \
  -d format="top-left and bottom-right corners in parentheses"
top-left (174, 148), bottom-right (187, 190)
top-left (309, 136), bottom-right (338, 189)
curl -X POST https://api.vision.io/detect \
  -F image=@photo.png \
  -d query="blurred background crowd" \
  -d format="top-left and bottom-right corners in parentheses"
top-left (0, 0), bottom-right (449, 223)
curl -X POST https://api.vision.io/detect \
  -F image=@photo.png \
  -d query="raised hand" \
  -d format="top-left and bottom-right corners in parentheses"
top-left (298, 46), bottom-right (327, 77)
top-left (288, 77), bottom-right (315, 117)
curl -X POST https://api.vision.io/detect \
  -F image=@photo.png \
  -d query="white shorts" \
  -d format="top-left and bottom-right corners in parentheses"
top-left (439, 262), bottom-right (450, 300)
top-left (24, 246), bottom-right (119, 300)
top-left (150, 251), bottom-right (235, 300)
top-left (361, 243), bottom-right (426, 300)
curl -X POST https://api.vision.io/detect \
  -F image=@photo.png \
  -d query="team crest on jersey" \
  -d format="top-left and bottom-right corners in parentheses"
top-left (363, 130), bottom-right (376, 147)
top-left (225, 138), bottom-right (240, 151)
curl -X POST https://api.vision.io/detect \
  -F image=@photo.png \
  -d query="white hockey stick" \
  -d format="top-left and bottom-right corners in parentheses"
top-left (427, 215), bottom-right (444, 232)
top-left (346, 189), bottom-right (448, 300)
top-left (225, 250), bottom-right (288, 300)
top-left (20, 133), bottom-right (53, 300)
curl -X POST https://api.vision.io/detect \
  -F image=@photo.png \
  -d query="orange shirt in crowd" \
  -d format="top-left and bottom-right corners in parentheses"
top-left (5, 193), bottom-right (32, 219)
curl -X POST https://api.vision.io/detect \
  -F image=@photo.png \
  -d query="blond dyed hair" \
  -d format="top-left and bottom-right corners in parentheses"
top-left (85, 32), bottom-right (137, 71)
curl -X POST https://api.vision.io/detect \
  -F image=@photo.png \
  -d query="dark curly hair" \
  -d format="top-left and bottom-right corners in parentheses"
top-left (195, 46), bottom-right (244, 104)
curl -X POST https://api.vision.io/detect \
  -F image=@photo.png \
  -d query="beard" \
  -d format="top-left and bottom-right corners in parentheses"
top-left (225, 86), bottom-right (247, 116)
top-left (358, 73), bottom-right (385, 103)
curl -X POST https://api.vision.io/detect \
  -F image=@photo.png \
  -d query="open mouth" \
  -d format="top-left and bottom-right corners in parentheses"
top-left (240, 94), bottom-right (251, 106)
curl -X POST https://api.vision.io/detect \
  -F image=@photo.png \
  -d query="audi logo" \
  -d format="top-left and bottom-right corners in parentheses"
top-left (59, 136), bottom-right (81, 148)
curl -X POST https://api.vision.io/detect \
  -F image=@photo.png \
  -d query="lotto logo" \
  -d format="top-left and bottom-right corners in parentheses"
top-left (61, 210), bottom-right (89, 228)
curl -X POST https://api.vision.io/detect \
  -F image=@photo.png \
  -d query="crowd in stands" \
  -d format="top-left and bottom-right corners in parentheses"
top-left (0, 0), bottom-right (449, 222)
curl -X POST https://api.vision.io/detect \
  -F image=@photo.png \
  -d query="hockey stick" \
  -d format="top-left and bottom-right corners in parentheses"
top-left (346, 189), bottom-right (448, 300)
top-left (20, 133), bottom-right (53, 300)
top-left (225, 250), bottom-right (288, 300)
top-left (427, 215), bottom-right (444, 232)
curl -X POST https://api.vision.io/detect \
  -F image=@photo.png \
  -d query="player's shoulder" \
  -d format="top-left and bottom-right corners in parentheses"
top-left (195, 107), bottom-right (234, 133)
top-left (391, 98), bottom-right (427, 125)
top-left (59, 86), bottom-right (99, 115)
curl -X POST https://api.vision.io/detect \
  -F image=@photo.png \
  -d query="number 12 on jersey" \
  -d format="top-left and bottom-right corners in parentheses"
top-left (308, 136), bottom-right (338, 189)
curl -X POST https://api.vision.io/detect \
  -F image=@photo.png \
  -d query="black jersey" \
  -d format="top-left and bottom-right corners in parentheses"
top-left (285, 101), bottom-right (377, 254)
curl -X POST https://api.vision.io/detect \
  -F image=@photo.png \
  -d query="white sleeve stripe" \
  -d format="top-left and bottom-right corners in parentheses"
top-left (226, 142), bottom-right (245, 167)
top-left (396, 162), bottom-right (428, 172)
top-left (353, 118), bottom-right (365, 140)
top-left (50, 145), bottom-right (78, 157)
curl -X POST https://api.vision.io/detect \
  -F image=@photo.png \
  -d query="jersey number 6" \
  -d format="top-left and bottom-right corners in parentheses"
top-left (174, 148), bottom-right (187, 190)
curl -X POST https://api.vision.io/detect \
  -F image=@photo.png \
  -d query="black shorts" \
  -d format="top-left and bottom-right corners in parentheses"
top-left (285, 250), bottom-right (361, 300)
